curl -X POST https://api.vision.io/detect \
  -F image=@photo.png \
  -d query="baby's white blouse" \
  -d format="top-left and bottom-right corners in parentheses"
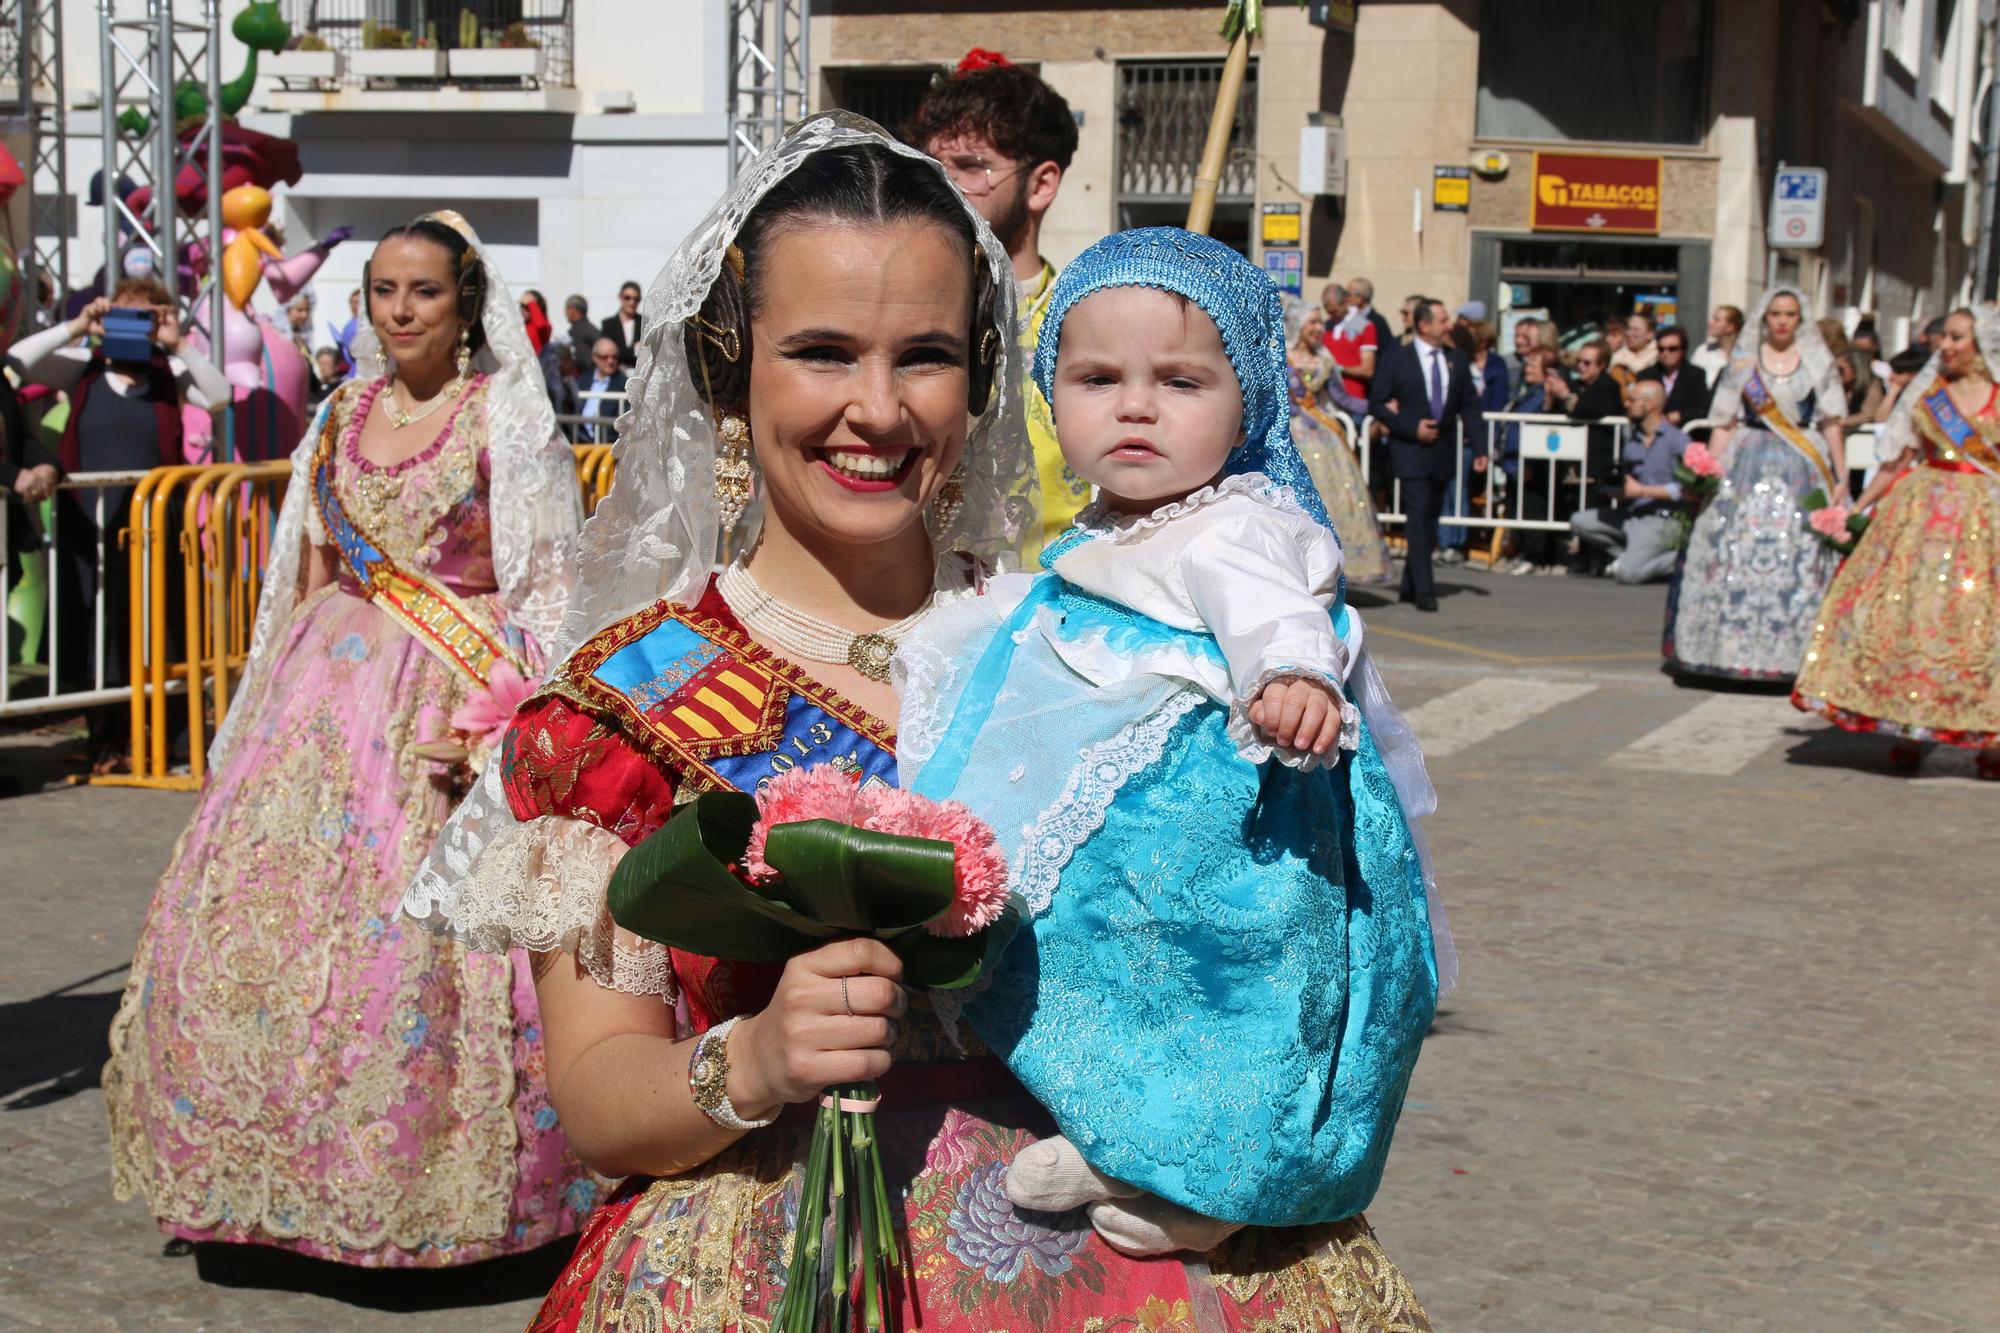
top-left (1038, 474), bottom-right (1364, 770)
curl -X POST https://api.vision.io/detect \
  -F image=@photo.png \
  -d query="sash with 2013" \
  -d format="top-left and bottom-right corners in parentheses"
top-left (1917, 383), bottom-right (2000, 483)
top-left (546, 599), bottom-right (898, 799)
top-left (311, 394), bottom-right (527, 690)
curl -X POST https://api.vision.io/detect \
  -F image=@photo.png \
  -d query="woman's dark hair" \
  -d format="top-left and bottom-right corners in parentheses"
top-left (685, 142), bottom-right (1000, 415)
top-left (367, 217), bottom-right (490, 356)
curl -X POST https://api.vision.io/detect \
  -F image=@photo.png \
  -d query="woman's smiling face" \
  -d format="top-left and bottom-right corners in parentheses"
top-left (744, 218), bottom-right (973, 553)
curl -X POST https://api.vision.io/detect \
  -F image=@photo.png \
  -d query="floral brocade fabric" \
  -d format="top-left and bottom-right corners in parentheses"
top-left (1665, 364), bottom-right (1840, 680)
top-left (1793, 394), bottom-right (2000, 747)
top-left (100, 379), bottom-right (600, 1265)
top-left (504, 591), bottom-right (1433, 1333)
top-left (1288, 370), bottom-right (1394, 586)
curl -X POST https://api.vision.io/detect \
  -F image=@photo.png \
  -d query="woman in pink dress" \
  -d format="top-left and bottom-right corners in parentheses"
top-left (101, 212), bottom-right (596, 1267)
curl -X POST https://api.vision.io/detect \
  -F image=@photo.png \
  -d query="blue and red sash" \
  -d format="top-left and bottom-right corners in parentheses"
top-left (310, 395), bottom-right (526, 689)
top-left (547, 599), bottom-right (896, 798)
top-left (1740, 368), bottom-right (1839, 492)
top-left (1917, 383), bottom-right (2000, 483)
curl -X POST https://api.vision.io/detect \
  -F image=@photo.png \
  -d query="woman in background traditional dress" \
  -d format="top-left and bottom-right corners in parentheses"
top-left (1793, 305), bottom-right (2000, 777)
top-left (1284, 295), bottom-right (1394, 584)
top-left (1664, 287), bottom-right (1845, 681)
top-left (102, 212), bottom-right (596, 1267)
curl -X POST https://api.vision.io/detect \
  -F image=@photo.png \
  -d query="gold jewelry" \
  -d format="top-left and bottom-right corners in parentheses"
top-left (714, 412), bottom-right (755, 529)
top-left (716, 561), bottom-right (938, 683)
top-left (455, 326), bottom-right (472, 379)
top-left (381, 370), bottom-right (468, 430)
top-left (932, 463), bottom-right (966, 534)
top-left (725, 244), bottom-right (746, 281)
top-left (978, 327), bottom-right (999, 365)
top-left (687, 1015), bottom-right (775, 1131)
top-left (691, 313), bottom-right (741, 364)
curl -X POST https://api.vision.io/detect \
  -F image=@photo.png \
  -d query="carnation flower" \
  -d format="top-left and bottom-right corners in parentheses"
top-left (447, 660), bottom-right (535, 752)
top-left (742, 763), bottom-right (868, 882)
top-left (1682, 442), bottom-right (1723, 477)
top-left (742, 764), bottom-right (1013, 936)
top-left (1808, 505), bottom-right (1852, 538)
top-left (864, 787), bottom-right (1014, 938)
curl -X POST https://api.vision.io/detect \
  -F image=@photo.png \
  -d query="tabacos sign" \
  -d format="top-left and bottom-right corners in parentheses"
top-left (1530, 151), bottom-right (1662, 235)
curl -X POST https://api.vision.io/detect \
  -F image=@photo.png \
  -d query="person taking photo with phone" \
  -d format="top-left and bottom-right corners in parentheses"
top-left (6, 275), bottom-right (230, 773)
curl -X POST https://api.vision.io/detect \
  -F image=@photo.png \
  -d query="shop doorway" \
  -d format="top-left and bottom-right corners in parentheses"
top-left (1471, 234), bottom-right (1710, 346)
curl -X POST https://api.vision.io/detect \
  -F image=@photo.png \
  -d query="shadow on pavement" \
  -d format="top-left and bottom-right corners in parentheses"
top-left (0, 965), bottom-right (128, 1110)
top-left (192, 1236), bottom-right (579, 1311)
top-left (0, 720), bottom-right (92, 796)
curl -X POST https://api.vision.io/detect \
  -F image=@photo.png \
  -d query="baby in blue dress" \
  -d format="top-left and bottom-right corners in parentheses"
top-left (896, 228), bottom-right (1449, 1235)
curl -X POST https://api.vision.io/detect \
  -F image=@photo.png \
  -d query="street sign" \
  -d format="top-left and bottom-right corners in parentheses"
top-left (1260, 202), bottom-right (1301, 246)
top-left (1262, 246), bottom-right (1303, 296)
top-left (1768, 166), bottom-right (1826, 249)
top-left (1299, 123), bottom-right (1346, 196)
top-left (1432, 166), bottom-right (1470, 212)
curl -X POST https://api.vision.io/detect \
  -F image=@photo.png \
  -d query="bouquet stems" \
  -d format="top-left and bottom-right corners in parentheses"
top-left (775, 1081), bottom-right (896, 1333)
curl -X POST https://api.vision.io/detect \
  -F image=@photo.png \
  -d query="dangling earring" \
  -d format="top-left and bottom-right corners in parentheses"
top-left (715, 413), bottom-right (754, 530)
top-left (932, 463), bottom-right (967, 536)
top-left (455, 326), bottom-right (471, 380)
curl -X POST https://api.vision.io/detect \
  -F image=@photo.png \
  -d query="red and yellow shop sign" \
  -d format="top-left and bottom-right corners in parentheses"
top-left (1530, 151), bottom-right (1662, 235)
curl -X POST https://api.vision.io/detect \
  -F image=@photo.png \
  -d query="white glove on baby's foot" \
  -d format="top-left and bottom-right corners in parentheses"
top-left (1003, 1136), bottom-right (1244, 1258)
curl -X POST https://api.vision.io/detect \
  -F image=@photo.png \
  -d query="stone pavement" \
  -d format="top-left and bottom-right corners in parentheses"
top-left (2, 571), bottom-right (1995, 1330)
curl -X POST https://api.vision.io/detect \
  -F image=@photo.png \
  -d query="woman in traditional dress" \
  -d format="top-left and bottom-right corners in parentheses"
top-left (1793, 305), bottom-right (2000, 777)
top-left (102, 212), bottom-right (597, 1266)
top-left (1284, 295), bottom-right (1394, 584)
top-left (403, 114), bottom-right (1433, 1332)
top-left (1664, 287), bottom-right (1846, 681)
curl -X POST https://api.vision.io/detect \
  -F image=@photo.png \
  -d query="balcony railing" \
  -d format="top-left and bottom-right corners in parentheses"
top-left (275, 1), bottom-right (573, 89)
top-left (1117, 58), bottom-right (1259, 202)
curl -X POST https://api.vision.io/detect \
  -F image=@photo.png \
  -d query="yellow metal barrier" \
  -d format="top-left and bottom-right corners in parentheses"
top-left (88, 451), bottom-right (611, 789)
top-left (94, 461), bottom-right (290, 791)
top-left (573, 443), bottom-right (616, 515)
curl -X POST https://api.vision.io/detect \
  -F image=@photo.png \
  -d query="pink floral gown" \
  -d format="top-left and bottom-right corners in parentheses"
top-left (101, 376), bottom-right (600, 1265)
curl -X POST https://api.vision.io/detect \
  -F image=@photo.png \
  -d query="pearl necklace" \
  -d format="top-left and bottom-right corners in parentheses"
top-left (382, 372), bottom-right (468, 429)
top-left (717, 562), bottom-right (936, 682)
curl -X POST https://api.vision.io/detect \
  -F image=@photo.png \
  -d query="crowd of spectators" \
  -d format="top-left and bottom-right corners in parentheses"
top-left (1298, 278), bottom-right (1941, 584)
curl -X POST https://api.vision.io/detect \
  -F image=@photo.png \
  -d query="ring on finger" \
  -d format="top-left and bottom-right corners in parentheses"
top-left (841, 975), bottom-right (855, 1018)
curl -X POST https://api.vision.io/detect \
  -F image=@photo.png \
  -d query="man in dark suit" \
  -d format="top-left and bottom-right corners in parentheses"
top-left (1368, 298), bottom-right (1487, 611)
top-left (1638, 324), bottom-right (1711, 428)
top-left (599, 281), bottom-right (644, 369)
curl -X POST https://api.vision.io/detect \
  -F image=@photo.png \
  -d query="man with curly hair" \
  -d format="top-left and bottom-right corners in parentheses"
top-left (909, 51), bottom-right (1082, 546)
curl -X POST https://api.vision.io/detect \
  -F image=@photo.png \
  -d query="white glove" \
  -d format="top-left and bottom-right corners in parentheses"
top-left (1004, 1136), bottom-right (1244, 1258)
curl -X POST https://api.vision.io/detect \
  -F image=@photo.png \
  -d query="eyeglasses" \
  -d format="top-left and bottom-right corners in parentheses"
top-left (939, 154), bottom-right (1026, 198)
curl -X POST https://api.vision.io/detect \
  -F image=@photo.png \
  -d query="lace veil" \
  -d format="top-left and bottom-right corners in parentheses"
top-left (1878, 301), bottom-right (1998, 457)
top-left (403, 113), bottom-right (1036, 975)
top-left (1708, 284), bottom-right (1843, 428)
top-left (211, 211), bottom-right (582, 768)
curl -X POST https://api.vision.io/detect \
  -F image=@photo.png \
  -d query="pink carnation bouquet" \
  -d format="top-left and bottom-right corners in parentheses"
top-left (413, 659), bottom-right (537, 772)
top-left (1801, 486), bottom-right (1871, 556)
top-left (607, 764), bottom-right (1025, 1332)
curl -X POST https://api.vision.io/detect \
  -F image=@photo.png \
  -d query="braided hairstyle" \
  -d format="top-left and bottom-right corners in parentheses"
top-left (684, 142), bottom-right (1001, 417)
top-left (366, 217), bottom-right (491, 356)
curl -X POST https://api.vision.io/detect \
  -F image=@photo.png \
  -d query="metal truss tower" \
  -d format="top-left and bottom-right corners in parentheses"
top-left (727, 0), bottom-right (808, 184)
top-left (0, 0), bottom-right (70, 314)
top-left (97, 0), bottom-right (222, 332)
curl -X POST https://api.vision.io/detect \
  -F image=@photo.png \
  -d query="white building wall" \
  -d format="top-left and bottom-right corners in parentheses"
top-left (34, 0), bottom-right (733, 341)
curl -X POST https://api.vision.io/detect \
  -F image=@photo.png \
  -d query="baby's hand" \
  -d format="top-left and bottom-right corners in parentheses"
top-left (1247, 676), bottom-right (1344, 756)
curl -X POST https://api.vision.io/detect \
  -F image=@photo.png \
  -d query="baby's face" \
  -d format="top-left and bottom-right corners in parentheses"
top-left (1050, 286), bottom-right (1243, 514)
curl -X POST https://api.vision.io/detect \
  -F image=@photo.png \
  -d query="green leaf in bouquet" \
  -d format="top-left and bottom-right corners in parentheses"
top-left (607, 792), bottom-right (839, 960)
top-left (1800, 487), bottom-right (1832, 512)
top-left (760, 819), bottom-right (959, 934)
top-left (893, 892), bottom-right (1028, 990)
top-left (1847, 512), bottom-right (1872, 538)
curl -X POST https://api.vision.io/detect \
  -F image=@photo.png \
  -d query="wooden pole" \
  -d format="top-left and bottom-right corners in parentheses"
top-left (1184, 28), bottom-right (1252, 236)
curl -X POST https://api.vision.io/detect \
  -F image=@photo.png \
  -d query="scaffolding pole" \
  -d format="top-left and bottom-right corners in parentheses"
top-left (97, 0), bottom-right (222, 314)
top-left (727, 0), bottom-right (808, 184)
top-left (1, 0), bottom-right (68, 319)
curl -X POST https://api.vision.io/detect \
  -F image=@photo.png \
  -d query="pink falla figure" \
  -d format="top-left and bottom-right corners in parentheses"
top-left (185, 184), bottom-right (350, 460)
